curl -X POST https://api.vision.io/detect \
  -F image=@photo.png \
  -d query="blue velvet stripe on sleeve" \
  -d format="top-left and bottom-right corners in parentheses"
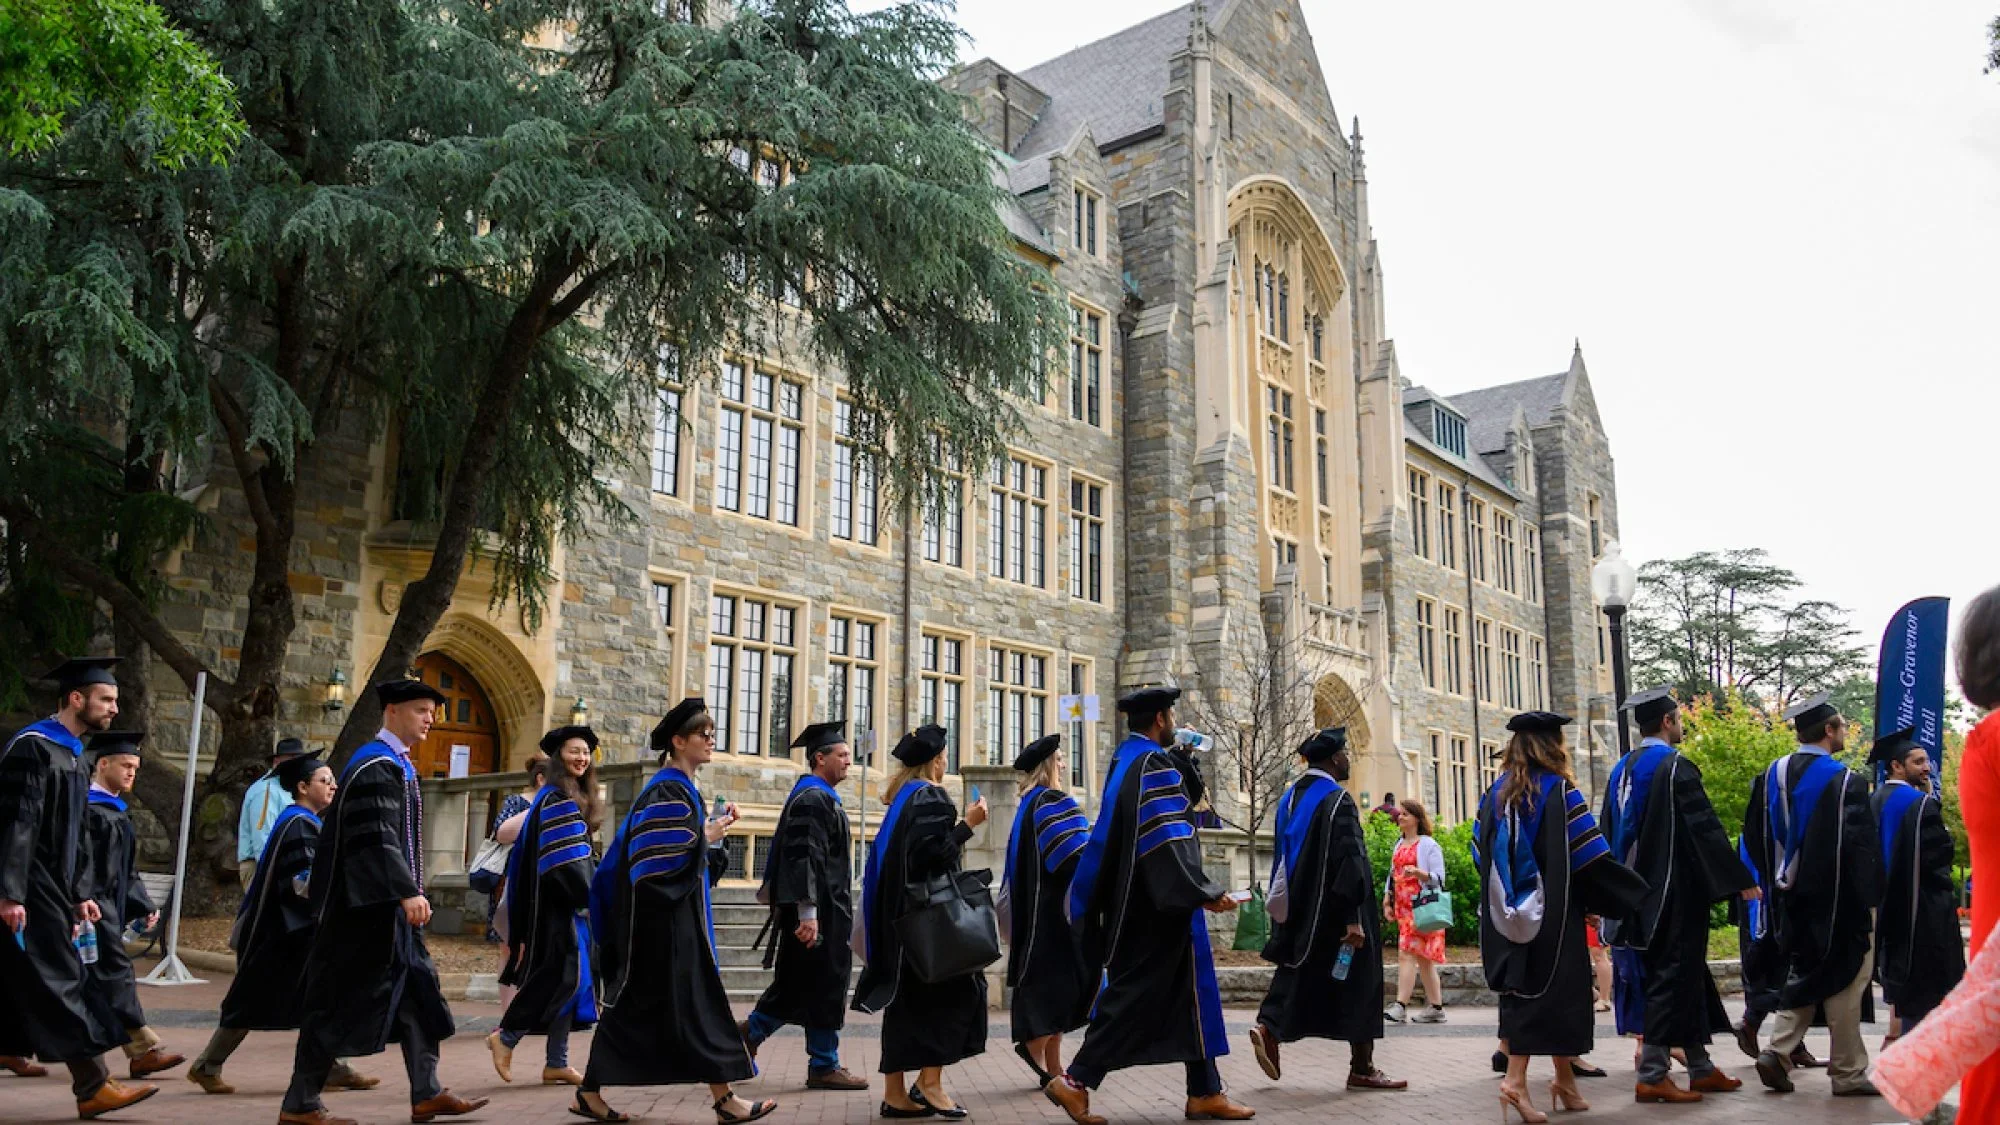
top-left (628, 799), bottom-right (697, 884)
top-left (536, 799), bottom-right (592, 876)
top-left (1034, 795), bottom-right (1090, 872)
top-left (1563, 783), bottom-right (1612, 868)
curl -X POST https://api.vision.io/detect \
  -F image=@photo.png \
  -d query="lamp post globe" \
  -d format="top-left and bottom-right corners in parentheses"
top-left (1592, 541), bottom-right (1639, 762)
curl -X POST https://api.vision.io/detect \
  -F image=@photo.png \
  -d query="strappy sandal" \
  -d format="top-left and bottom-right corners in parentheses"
top-left (570, 1091), bottom-right (631, 1122)
top-left (714, 1094), bottom-right (778, 1125)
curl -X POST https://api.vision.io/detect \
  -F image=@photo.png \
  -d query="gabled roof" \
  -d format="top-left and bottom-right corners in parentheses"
top-left (1006, 4), bottom-right (1195, 190)
top-left (1448, 372), bottom-right (1567, 456)
top-left (992, 157), bottom-right (1058, 258)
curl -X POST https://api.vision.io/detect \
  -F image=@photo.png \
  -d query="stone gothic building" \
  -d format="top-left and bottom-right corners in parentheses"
top-left (128, 0), bottom-right (1622, 889)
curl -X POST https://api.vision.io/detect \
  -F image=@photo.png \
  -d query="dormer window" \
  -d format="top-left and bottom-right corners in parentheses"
top-left (1434, 408), bottom-right (1467, 458)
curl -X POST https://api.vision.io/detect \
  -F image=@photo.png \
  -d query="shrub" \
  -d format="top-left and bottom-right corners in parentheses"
top-left (1364, 811), bottom-right (1481, 946)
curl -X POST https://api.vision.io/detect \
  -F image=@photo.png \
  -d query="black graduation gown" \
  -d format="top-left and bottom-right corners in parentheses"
top-left (1476, 772), bottom-right (1646, 1057)
top-left (1004, 786), bottom-right (1093, 1043)
top-left (0, 722), bottom-right (123, 1062)
top-left (851, 783), bottom-right (987, 1073)
top-left (1596, 748), bottom-right (1754, 1048)
top-left (1257, 775), bottom-right (1383, 1045)
top-left (499, 786), bottom-right (597, 1035)
top-left (752, 778), bottom-right (853, 1031)
top-left (220, 806), bottom-right (320, 1030)
top-left (1872, 782), bottom-right (1964, 1022)
top-left (79, 791), bottom-right (157, 1032)
top-left (1739, 750), bottom-right (1883, 1011)
top-left (1068, 737), bottom-right (1229, 1074)
top-left (296, 743), bottom-right (456, 1058)
top-left (587, 769), bottom-right (751, 1087)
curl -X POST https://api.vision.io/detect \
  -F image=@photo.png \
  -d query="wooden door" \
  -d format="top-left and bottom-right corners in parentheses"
top-left (410, 652), bottom-right (499, 779)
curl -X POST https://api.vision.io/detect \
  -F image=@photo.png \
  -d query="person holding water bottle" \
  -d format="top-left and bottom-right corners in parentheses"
top-left (0, 657), bottom-right (156, 1118)
top-left (1248, 727), bottom-right (1404, 1093)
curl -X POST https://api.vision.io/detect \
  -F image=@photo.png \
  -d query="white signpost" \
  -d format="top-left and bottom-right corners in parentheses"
top-left (139, 671), bottom-right (207, 986)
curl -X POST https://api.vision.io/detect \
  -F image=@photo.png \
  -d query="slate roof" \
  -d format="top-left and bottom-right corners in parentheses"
top-left (1446, 372), bottom-right (1568, 456)
top-left (1005, 3), bottom-right (1195, 191)
top-left (992, 157), bottom-right (1058, 257)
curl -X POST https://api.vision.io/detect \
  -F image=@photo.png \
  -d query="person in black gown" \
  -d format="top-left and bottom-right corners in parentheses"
top-left (1001, 733), bottom-right (1092, 1086)
top-left (1045, 686), bottom-right (1251, 1125)
top-left (577, 699), bottom-right (774, 1125)
top-left (852, 723), bottom-right (990, 1119)
top-left (77, 733), bottom-right (187, 1080)
top-left (741, 721), bottom-right (868, 1091)
top-left (281, 677), bottom-right (484, 1125)
top-left (1249, 727), bottom-right (1404, 1092)
top-left (1868, 729), bottom-right (1964, 1036)
top-left (188, 752), bottom-right (375, 1094)
top-left (1475, 711), bottom-right (1645, 1124)
top-left (1739, 694), bottom-right (1884, 1096)
top-left (0, 657), bottom-right (156, 1117)
top-left (1595, 688), bottom-right (1756, 1103)
top-left (487, 727), bottom-right (604, 1087)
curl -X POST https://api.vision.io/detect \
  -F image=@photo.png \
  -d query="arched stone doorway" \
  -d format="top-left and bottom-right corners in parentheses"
top-left (1311, 672), bottom-right (1371, 757)
top-left (411, 651), bottom-right (498, 778)
top-left (419, 612), bottom-right (548, 770)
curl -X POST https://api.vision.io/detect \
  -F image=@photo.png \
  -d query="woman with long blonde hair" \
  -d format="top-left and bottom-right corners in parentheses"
top-left (853, 725), bottom-right (991, 1118)
top-left (1476, 712), bottom-right (1644, 1122)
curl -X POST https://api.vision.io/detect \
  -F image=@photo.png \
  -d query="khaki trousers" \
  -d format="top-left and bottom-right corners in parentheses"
top-left (1769, 944), bottom-right (1874, 1092)
top-left (120, 1025), bottom-right (161, 1060)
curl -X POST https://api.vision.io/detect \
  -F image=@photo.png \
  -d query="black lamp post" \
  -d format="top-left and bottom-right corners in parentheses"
top-left (1592, 541), bottom-right (1639, 773)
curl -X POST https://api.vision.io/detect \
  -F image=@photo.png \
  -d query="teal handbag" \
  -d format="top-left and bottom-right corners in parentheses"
top-left (1411, 887), bottom-right (1454, 934)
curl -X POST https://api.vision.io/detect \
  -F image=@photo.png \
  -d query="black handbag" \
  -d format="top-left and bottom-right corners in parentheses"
top-left (893, 868), bottom-right (1001, 983)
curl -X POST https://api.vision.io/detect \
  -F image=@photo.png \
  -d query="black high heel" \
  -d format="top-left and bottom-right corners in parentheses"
top-left (1014, 1043), bottom-right (1052, 1087)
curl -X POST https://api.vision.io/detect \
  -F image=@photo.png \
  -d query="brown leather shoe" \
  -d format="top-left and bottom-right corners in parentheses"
top-left (806, 1067), bottom-right (871, 1091)
top-left (542, 1066), bottom-right (585, 1086)
top-left (1043, 1077), bottom-right (1106, 1125)
top-left (323, 1068), bottom-right (381, 1091)
top-left (128, 1048), bottom-right (186, 1078)
top-left (1184, 1093), bottom-right (1255, 1120)
top-left (278, 1111), bottom-right (358, 1125)
top-left (411, 1091), bottom-right (490, 1122)
top-left (1345, 1070), bottom-right (1407, 1090)
top-left (1689, 1071), bottom-right (1743, 1093)
top-left (1248, 1024), bottom-right (1280, 1081)
top-left (1790, 1044), bottom-right (1825, 1069)
top-left (187, 1068), bottom-right (235, 1095)
top-left (1634, 1079), bottom-right (1702, 1104)
top-left (1, 1054), bottom-right (49, 1077)
top-left (77, 1080), bottom-right (158, 1119)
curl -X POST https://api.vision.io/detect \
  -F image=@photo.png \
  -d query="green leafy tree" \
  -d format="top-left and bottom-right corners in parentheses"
top-left (1628, 549), bottom-right (1871, 715)
top-left (1677, 692), bottom-right (1797, 835)
top-left (0, 0), bottom-right (242, 164)
top-left (0, 0), bottom-right (1062, 899)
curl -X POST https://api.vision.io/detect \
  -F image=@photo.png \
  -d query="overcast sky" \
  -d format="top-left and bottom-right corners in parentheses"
top-left (881, 0), bottom-right (1999, 668)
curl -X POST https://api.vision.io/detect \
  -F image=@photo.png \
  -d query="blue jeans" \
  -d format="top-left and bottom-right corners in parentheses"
top-left (743, 1009), bottom-right (840, 1073)
top-left (498, 1020), bottom-right (570, 1069)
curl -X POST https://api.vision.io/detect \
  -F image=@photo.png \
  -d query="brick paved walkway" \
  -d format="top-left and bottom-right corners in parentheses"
top-left (0, 964), bottom-right (1920, 1124)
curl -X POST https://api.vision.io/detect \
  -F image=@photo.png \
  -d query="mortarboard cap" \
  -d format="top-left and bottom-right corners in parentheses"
top-left (1621, 687), bottom-right (1679, 728)
top-left (1116, 686), bottom-right (1181, 716)
top-left (1783, 693), bottom-right (1839, 732)
top-left (86, 730), bottom-right (144, 761)
top-left (539, 725), bottom-right (599, 756)
top-left (1012, 733), bottom-right (1061, 773)
top-left (791, 720), bottom-right (848, 757)
top-left (275, 752), bottom-right (328, 793)
top-left (376, 678), bottom-right (447, 707)
top-left (1298, 727), bottom-right (1349, 762)
top-left (1506, 711), bottom-right (1573, 735)
top-left (1869, 727), bottom-right (1924, 767)
top-left (892, 724), bottom-right (949, 767)
top-left (650, 698), bottom-right (709, 752)
top-left (43, 657), bottom-right (120, 695)
top-left (272, 737), bottom-right (307, 760)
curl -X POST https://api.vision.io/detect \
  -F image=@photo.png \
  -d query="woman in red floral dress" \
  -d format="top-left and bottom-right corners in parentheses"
top-left (1382, 799), bottom-right (1448, 1023)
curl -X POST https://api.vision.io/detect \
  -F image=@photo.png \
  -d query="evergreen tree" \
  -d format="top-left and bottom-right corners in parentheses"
top-left (0, 0), bottom-right (1061, 897)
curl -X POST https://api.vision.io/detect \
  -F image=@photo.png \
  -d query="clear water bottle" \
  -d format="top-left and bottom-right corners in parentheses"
top-left (1331, 941), bottom-right (1354, 981)
top-left (76, 924), bottom-right (98, 966)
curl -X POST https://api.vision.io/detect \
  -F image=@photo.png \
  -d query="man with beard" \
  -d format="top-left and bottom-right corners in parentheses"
top-left (1249, 727), bottom-right (1404, 1093)
top-left (1869, 729), bottom-right (1964, 1036)
top-left (741, 721), bottom-right (868, 1090)
top-left (1596, 688), bottom-right (1756, 1103)
top-left (0, 657), bottom-right (157, 1117)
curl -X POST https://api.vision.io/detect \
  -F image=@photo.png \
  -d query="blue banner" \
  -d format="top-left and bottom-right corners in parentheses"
top-left (1874, 596), bottom-right (1950, 791)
